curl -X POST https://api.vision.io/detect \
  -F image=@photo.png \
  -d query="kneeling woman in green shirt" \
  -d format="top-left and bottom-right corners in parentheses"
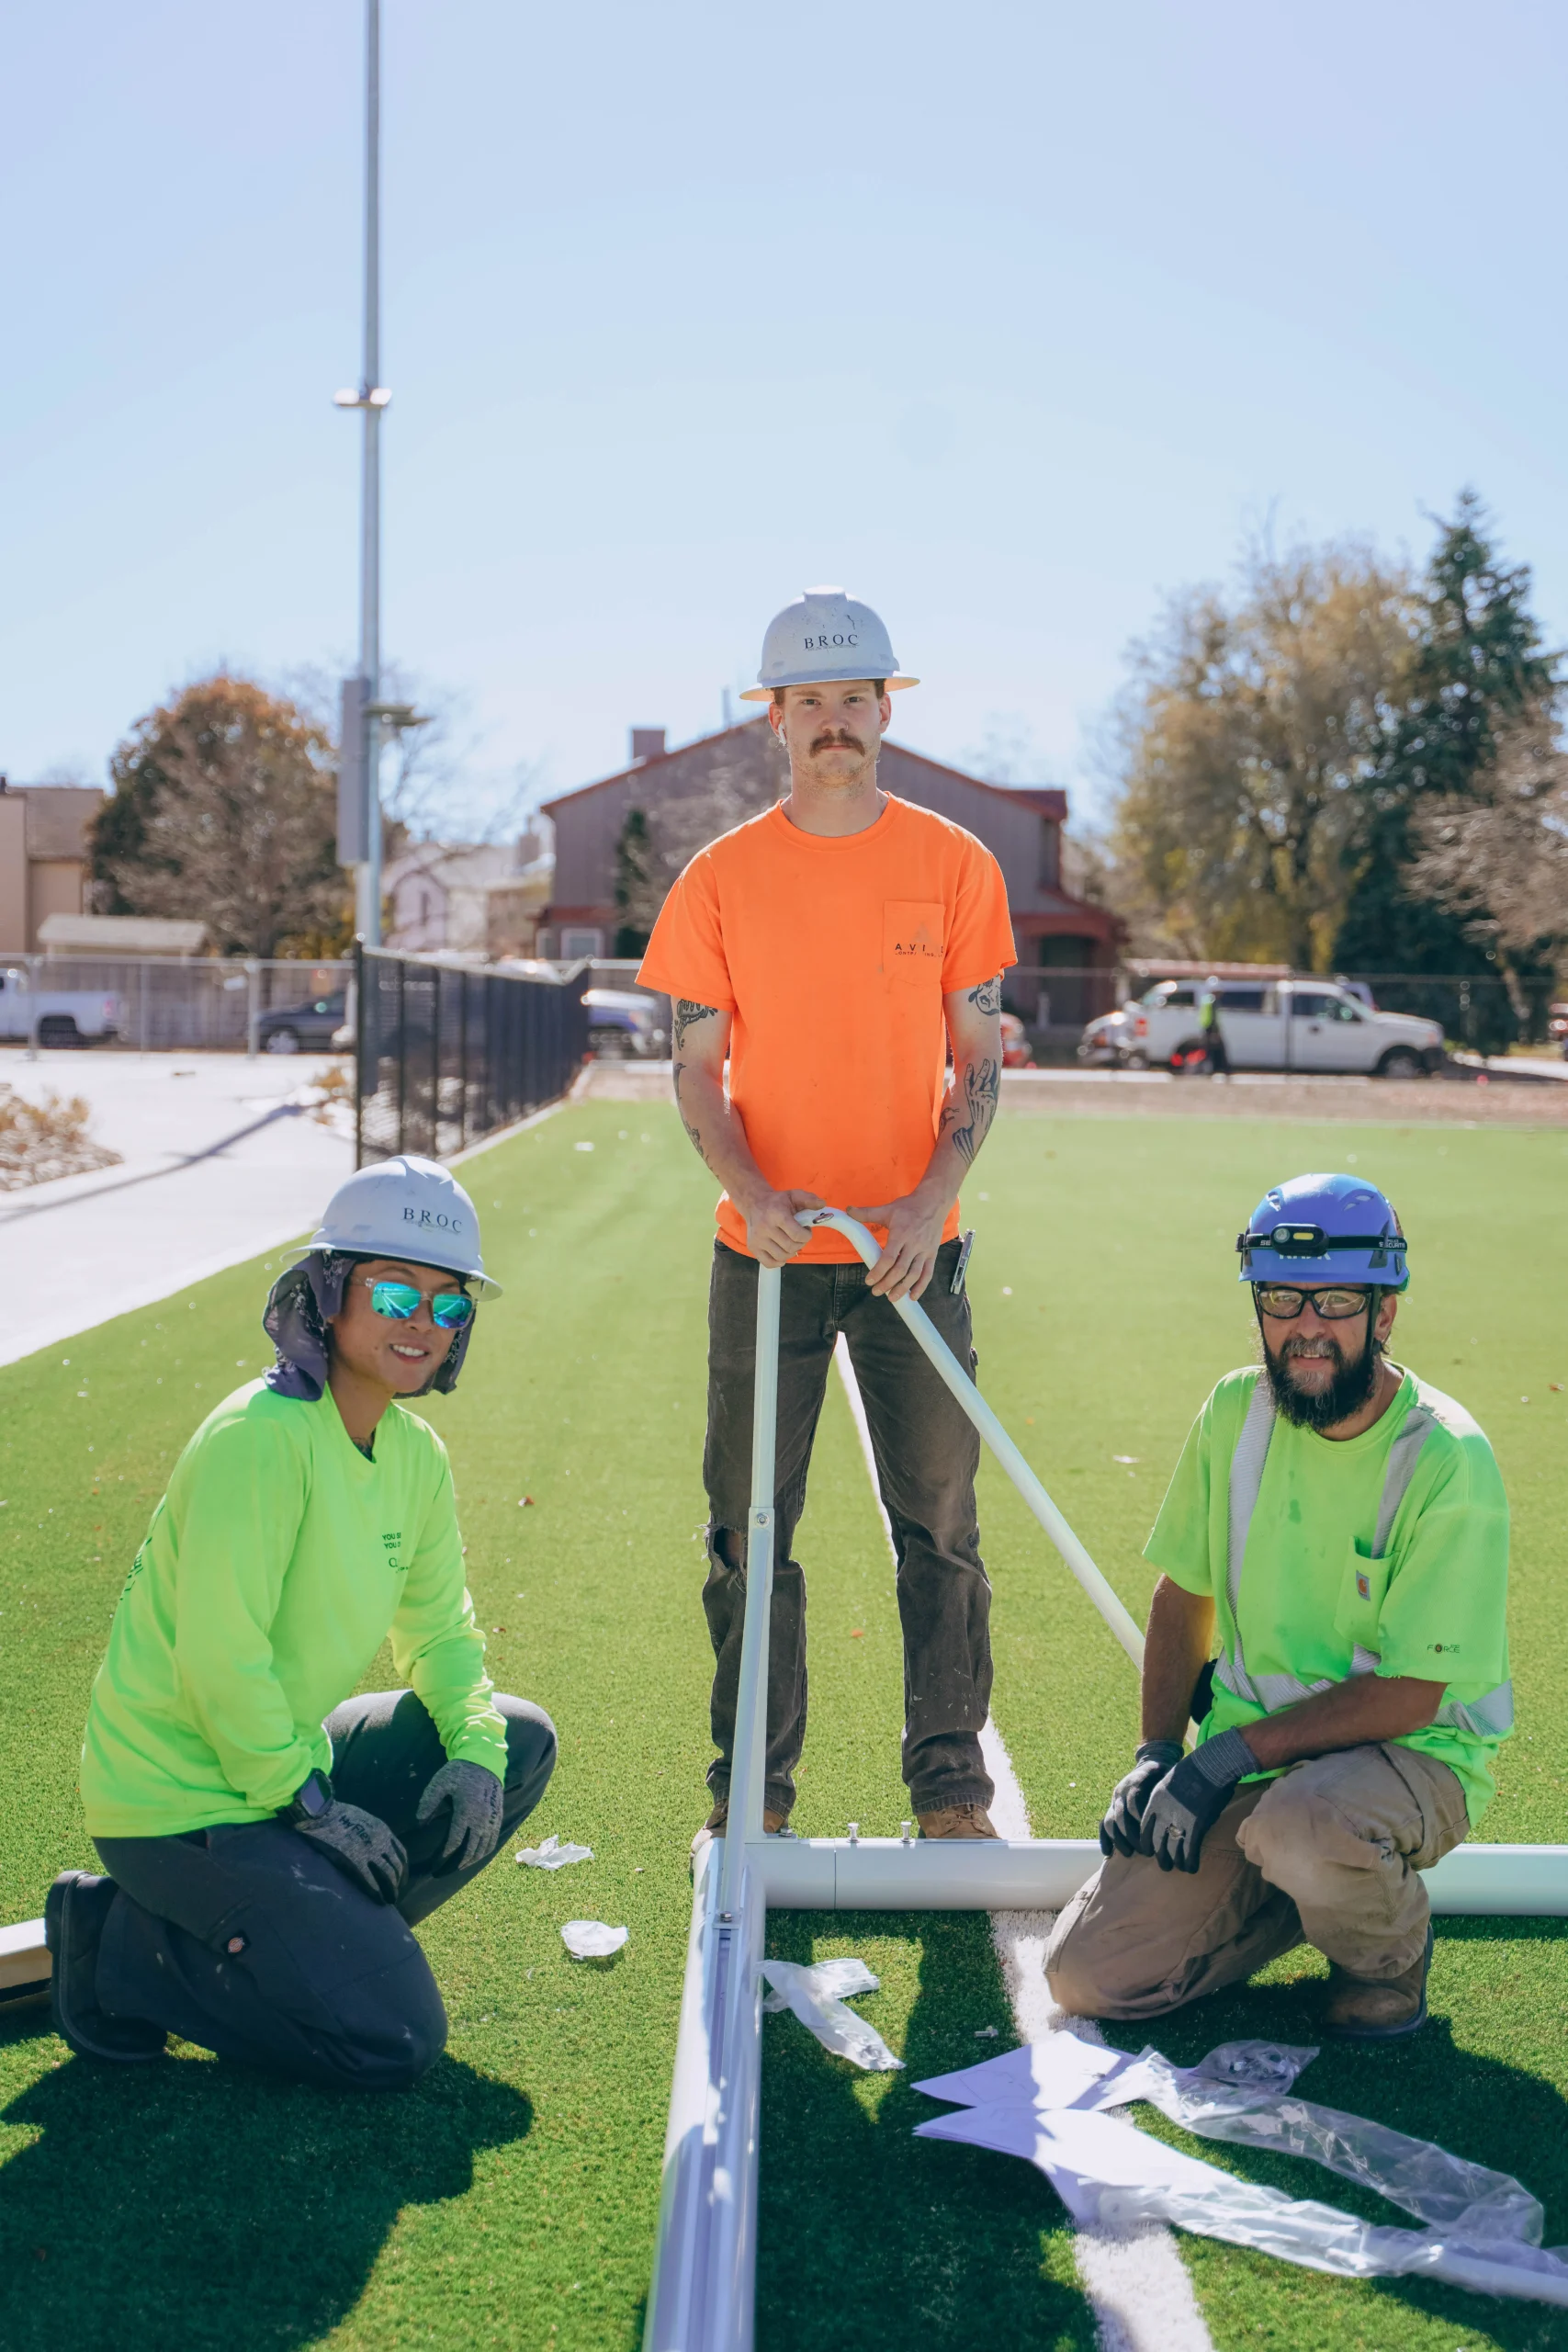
top-left (46, 1156), bottom-right (556, 2091)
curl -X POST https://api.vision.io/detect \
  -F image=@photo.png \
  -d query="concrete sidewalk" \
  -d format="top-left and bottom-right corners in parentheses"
top-left (0, 1051), bottom-right (353, 1365)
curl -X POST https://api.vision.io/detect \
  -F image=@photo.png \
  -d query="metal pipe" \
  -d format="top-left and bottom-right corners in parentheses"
top-left (806, 1210), bottom-right (1145, 1666)
top-left (352, 937), bottom-right (365, 1169)
top-left (748, 1834), bottom-right (1568, 1915)
top-left (644, 1842), bottom-right (765, 2352)
top-left (721, 1265), bottom-right (781, 1915)
top-left (355, 0), bottom-right (384, 944)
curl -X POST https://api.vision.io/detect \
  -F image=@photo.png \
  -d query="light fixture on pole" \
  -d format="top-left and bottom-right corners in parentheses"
top-left (333, 0), bottom-right (390, 944)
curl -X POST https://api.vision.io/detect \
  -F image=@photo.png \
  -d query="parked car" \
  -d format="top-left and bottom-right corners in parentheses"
top-left (999, 1011), bottom-right (1033, 1069)
top-left (256, 990), bottom-right (347, 1054)
top-left (581, 988), bottom-right (670, 1058)
top-left (1077, 1006), bottom-right (1139, 1066)
top-left (1119, 978), bottom-right (1443, 1077)
top-left (0, 967), bottom-right (121, 1047)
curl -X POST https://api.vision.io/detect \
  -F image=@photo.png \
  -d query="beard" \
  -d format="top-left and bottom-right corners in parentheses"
top-left (1264, 1325), bottom-right (1381, 1431)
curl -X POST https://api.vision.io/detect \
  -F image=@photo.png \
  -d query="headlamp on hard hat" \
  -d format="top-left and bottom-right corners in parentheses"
top-left (1235, 1175), bottom-right (1409, 1290)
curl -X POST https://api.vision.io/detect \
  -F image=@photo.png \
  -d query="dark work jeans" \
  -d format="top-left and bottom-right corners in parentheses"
top-left (94, 1689), bottom-right (556, 2092)
top-left (704, 1238), bottom-right (992, 1818)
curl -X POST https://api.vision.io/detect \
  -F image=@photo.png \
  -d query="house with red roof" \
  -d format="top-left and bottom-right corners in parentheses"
top-left (539, 719), bottom-right (1121, 1034)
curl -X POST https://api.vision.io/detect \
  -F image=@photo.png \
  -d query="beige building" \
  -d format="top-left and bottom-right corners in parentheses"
top-left (386, 837), bottom-right (553, 960)
top-left (0, 782), bottom-right (106, 955)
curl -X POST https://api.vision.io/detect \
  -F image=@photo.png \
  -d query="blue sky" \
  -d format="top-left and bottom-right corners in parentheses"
top-left (4, 2), bottom-right (1566, 831)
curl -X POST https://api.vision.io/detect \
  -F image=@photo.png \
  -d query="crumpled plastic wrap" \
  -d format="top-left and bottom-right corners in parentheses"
top-left (560, 1920), bottom-right (627, 1959)
top-left (761, 1957), bottom-right (903, 2073)
top-left (913, 2032), bottom-right (1568, 2308)
top-left (517, 1833), bottom-right (594, 1870)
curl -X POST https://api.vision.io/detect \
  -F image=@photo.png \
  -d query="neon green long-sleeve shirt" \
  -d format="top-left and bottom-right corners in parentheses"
top-left (81, 1379), bottom-right (507, 1838)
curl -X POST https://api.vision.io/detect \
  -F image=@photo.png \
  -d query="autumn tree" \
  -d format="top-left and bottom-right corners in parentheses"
top-left (1110, 539), bottom-right (1416, 970)
top-left (91, 676), bottom-right (350, 957)
top-left (1404, 707), bottom-right (1568, 1023)
top-left (1333, 493), bottom-right (1560, 1046)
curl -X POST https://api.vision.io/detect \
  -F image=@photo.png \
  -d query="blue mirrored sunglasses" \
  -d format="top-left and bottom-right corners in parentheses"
top-left (367, 1278), bottom-right (474, 1329)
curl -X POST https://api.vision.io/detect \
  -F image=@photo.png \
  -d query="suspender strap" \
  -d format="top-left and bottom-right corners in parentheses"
top-left (1217, 1372), bottom-right (1510, 1739)
top-left (1223, 1374), bottom-right (1276, 1706)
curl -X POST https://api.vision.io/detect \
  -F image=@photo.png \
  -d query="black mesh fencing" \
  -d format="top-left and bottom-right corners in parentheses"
top-left (1339, 973), bottom-right (1556, 1057)
top-left (355, 947), bottom-right (590, 1167)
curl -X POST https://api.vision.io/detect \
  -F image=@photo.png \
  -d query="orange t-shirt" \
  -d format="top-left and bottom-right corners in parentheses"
top-left (637, 795), bottom-right (1016, 1262)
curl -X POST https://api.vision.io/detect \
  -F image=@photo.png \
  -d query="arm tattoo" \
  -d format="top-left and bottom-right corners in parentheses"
top-left (671, 1061), bottom-right (715, 1170)
top-left (942, 1057), bottom-right (999, 1167)
top-left (966, 974), bottom-right (1003, 1016)
top-left (673, 999), bottom-right (717, 1049)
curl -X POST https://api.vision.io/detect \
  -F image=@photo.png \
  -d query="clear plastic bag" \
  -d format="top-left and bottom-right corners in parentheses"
top-left (914, 2031), bottom-right (1568, 2309)
top-left (761, 1957), bottom-right (903, 2073)
top-left (1108, 2044), bottom-right (1544, 2245)
top-left (516, 1833), bottom-right (594, 1870)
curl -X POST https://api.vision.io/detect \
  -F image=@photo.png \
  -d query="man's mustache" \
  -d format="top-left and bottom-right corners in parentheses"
top-left (810, 730), bottom-right (865, 754)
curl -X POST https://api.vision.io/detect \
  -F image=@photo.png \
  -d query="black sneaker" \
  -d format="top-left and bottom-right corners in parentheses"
top-left (44, 1872), bottom-right (165, 2063)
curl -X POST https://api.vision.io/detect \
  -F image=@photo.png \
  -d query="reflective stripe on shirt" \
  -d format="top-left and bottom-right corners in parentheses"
top-left (1216, 1370), bottom-right (1514, 1736)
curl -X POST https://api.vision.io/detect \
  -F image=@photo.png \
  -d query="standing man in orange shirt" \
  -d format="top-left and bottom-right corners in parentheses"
top-left (638, 590), bottom-right (1017, 1843)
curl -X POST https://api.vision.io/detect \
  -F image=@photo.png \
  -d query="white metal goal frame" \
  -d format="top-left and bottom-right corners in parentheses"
top-left (642, 1209), bottom-right (1568, 2352)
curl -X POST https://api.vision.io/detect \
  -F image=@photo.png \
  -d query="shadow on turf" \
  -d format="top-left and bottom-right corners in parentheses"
top-left (758, 1909), bottom-right (1096, 2352)
top-left (1095, 1917), bottom-right (1568, 2349)
top-left (0, 2009), bottom-right (533, 2352)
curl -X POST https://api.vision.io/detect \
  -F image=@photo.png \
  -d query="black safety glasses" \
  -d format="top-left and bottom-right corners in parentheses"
top-left (1253, 1283), bottom-right (1374, 1322)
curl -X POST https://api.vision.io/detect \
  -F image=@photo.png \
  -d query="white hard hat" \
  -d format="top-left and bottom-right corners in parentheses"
top-left (739, 587), bottom-right (918, 701)
top-left (293, 1155), bottom-right (501, 1297)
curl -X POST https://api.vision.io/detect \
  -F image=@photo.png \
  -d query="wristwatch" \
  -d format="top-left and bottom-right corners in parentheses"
top-left (280, 1767), bottom-right (334, 1826)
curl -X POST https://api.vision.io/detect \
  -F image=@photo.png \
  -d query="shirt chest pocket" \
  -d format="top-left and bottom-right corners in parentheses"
top-left (1334, 1542), bottom-right (1391, 1656)
top-left (883, 899), bottom-right (945, 989)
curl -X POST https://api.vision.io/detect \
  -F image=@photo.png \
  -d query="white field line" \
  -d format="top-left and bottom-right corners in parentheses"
top-left (831, 1337), bottom-right (1213, 2352)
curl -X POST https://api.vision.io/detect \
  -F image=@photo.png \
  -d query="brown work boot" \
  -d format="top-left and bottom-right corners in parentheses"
top-left (916, 1803), bottom-right (1000, 1839)
top-left (690, 1799), bottom-right (790, 1856)
top-left (1322, 1924), bottom-right (1433, 2041)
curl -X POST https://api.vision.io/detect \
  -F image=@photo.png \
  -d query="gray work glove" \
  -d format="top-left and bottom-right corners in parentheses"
top-left (1100, 1740), bottom-right (1185, 1857)
top-left (415, 1758), bottom-right (505, 1870)
top-left (1137, 1727), bottom-right (1259, 1874)
top-left (293, 1801), bottom-right (408, 1905)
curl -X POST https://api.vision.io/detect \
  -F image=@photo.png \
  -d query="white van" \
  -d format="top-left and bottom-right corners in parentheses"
top-left (1121, 979), bottom-right (1443, 1078)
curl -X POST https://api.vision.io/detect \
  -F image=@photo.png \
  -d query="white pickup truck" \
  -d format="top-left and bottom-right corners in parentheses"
top-left (1120, 978), bottom-right (1444, 1078)
top-left (0, 967), bottom-right (123, 1047)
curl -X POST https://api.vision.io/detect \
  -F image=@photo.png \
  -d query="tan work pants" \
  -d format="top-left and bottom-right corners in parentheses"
top-left (1045, 1742), bottom-right (1469, 2022)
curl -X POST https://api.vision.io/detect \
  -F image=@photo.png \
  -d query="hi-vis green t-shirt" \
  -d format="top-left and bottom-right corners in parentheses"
top-left (81, 1380), bottom-right (507, 1838)
top-left (1145, 1365), bottom-right (1512, 1824)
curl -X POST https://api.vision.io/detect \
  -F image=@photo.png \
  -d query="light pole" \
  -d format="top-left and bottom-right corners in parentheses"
top-left (334, 0), bottom-right (391, 944)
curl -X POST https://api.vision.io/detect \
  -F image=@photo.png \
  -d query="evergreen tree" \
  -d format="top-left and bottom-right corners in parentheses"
top-left (1333, 492), bottom-right (1560, 1049)
top-left (613, 806), bottom-right (653, 957)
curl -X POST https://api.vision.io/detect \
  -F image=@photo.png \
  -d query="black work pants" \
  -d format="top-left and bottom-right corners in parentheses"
top-left (94, 1689), bottom-right (556, 2092)
top-left (703, 1238), bottom-right (991, 1818)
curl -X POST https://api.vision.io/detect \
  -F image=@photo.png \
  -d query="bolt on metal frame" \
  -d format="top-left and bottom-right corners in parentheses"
top-left (644, 1209), bottom-right (1568, 2352)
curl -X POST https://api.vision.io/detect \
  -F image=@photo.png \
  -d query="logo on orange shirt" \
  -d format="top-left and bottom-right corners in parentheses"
top-left (892, 922), bottom-right (942, 961)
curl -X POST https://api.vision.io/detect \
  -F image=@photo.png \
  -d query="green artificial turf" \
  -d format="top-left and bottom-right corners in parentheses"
top-left (1, 1103), bottom-right (1566, 2350)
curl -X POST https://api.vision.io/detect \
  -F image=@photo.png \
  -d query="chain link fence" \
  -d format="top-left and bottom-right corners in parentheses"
top-left (0, 955), bottom-right (351, 1053)
top-left (354, 945), bottom-right (590, 1166)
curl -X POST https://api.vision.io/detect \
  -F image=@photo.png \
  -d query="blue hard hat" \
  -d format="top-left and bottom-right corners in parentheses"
top-left (1237, 1171), bottom-right (1409, 1289)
